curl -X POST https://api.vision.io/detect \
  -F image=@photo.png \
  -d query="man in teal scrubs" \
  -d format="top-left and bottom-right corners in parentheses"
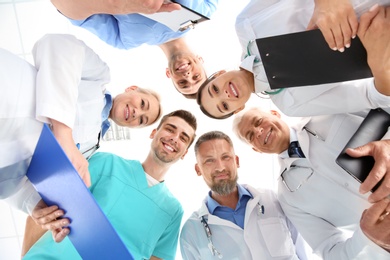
top-left (23, 109), bottom-right (197, 260)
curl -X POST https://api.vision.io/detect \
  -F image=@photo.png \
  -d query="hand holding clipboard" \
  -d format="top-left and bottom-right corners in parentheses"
top-left (141, 0), bottom-right (210, 31)
top-left (336, 108), bottom-right (390, 196)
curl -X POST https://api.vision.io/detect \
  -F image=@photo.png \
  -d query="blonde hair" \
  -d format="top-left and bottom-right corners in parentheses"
top-left (136, 87), bottom-right (163, 125)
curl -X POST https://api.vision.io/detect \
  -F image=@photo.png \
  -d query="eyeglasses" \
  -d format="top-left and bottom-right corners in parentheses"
top-left (280, 165), bottom-right (314, 192)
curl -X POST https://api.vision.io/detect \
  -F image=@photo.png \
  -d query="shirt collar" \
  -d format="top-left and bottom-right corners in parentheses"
top-left (206, 183), bottom-right (253, 214)
top-left (101, 92), bottom-right (113, 137)
top-left (279, 127), bottom-right (296, 159)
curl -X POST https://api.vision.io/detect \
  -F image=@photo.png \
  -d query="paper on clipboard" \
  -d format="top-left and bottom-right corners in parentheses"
top-left (141, 0), bottom-right (209, 32)
top-left (26, 124), bottom-right (134, 259)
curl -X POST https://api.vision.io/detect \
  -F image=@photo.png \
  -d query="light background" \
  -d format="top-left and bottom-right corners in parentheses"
top-left (0, 0), bottom-right (308, 259)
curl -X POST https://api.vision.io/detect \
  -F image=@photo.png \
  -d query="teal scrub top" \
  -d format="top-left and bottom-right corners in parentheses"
top-left (24, 152), bottom-right (183, 260)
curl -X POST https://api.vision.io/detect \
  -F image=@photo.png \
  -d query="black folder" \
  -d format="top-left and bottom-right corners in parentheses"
top-left (256, 29), bottom-right (373, 89)
top-left (336, 108), bottom-right (390, 192)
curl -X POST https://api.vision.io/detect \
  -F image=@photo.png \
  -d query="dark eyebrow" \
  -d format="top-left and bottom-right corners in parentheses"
top-left (217, 105), bottom-right (223, 114)
top-left (166, 123), bottom-right (191, 141)
top-left (251, 116), bottom-right (257, 126)
top-left (146, 100), bottom-right (150, 110)
top-left (207, 84), bottom-right (213, 98)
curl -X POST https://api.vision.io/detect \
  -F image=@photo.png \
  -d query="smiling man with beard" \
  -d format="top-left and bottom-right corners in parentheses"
top-left (23, 109), bottom-right (197, 260)
top-left (179, 131), bottom-right (309, 260)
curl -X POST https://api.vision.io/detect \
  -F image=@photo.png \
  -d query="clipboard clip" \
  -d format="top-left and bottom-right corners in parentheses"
top-left (179, 20), bottom-right (198, 31)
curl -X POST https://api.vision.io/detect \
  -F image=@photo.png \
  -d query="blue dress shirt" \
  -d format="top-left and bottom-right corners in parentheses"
top-left (206, 184), bottom-right (252, 229)
top-left (101, 92), bottom-right (112, 137)
top-left (69, 0), bottom-right (219, 49)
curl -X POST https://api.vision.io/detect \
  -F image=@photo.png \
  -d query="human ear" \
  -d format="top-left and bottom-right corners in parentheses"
top-left (270, 110), bottom-right (281, 118)
top-left (234, 105), bottom-right (245, 114)
top-left (180, 149), bottom-right (188, 160)
top-left (196, 55), bottom-right (204, 64)
top-left (252, 147), bottom-right (262, 153)
top-left (125, 85), bottom-right (138, 92)
top-left (195, 164), bottom-right (202, 176)
top-left (150, 129), bottom-right (157, 139)
top-left (165, 68), bottom-right (171, 78)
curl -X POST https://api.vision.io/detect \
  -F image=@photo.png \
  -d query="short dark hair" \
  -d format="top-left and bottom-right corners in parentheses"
top-left (196, 72), bottom-right (234, 120)
top-left (194, 130), bottom-right (234, 156)
top-left (157, 109), bottom-right (198, 147)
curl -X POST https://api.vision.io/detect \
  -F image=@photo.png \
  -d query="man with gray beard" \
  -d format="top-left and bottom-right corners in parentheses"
top-left (179, 131), bottom-right (309, 260)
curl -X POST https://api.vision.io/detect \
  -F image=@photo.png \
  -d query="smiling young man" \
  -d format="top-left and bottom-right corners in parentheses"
top-left (160, 37), bottom-right (207, 99)
top-left (197, 2), bottom-right (390, 119)
top-left (233, 107), bottom-right (390, 259)
top-left (23, 109), bottom-right (197, 260)
top-left (180, 131), bottom-right (308, 260)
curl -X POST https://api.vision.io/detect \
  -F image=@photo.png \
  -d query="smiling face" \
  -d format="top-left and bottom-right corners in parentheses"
top-left (166, 53), bottom-right (206, 95)
top-left (150, 116), bottom-right (195, 164)
top-left (110, 86), bottom-right (160, 128)
top-left (195, 138), bottom-right (239, 195)
top-left (198, 70), bottom-right (254, 119)
top-left (237, 109), bottom-right (290, 154)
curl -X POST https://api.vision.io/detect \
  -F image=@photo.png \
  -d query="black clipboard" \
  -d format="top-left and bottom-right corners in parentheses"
top-left (141, 0), bottom-right (210, 32)
top-left (336, 108), bottom-right (390, 192)
top-left (256, 29), bottom-right (373, 89)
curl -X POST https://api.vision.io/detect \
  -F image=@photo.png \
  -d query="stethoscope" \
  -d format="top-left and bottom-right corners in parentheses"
top-left (200, 202), bottom-right (265, 259)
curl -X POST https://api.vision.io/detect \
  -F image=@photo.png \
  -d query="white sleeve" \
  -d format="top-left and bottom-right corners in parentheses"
top-left (278, 188), bottom-right (390, 259)
top-left (270, 78), bottom-right (390, 117)
top-left (4, 176), bottom-right (41, 215)
top-left (33, 34), bottom-right (110, 128)
top-left (179, 221), bottom-right (201, 260)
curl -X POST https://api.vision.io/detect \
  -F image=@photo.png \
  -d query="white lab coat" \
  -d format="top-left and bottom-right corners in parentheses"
top-left (278, 111), bottom-right (390, 259)
top-left (0, 34), bottom-right (110, 214)
top-left (180, 184), bottom-right (309, 260)
top-left (0, 48), bottom-right (43, 214)
top-left (236, 0), bottom-right (390, 117)
top-left (34, 34), bottom-right (110, 154)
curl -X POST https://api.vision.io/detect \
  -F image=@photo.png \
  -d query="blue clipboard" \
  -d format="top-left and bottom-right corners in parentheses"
top-left (26, 124), bottom-right (134, 259)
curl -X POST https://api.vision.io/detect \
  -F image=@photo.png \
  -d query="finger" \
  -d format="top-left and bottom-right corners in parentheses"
top-left (331, 25), bottom-right (345, 52)
top-left (360, 160), bottom-right (386, 195)
top-left (44, 218), bottom-right (70, 231)
top-left (319, 27), bottom-right (337, 51)
top-left (348, 14), bottom-right (359, 39)
top-left (367, 170), bottom-right (390, 202)
top-left (53, 228), bottom-right (70, 243)
top-left (157, 3), bottom-right (181, 13)
top-left (345, 144), bottom-right (373, 158)
top-left (82, 169), bottom-right (91, 187)
top-left (363, 198), bottom-right (390, 225)
top-left (358, 4), bottom-right (380, 38)
top-left (340, 19), bottom-right (353, 48)
top-left (32, 205), bottom-right (59, 219)
top-left (306, 17), bottom-right (318, 30)
top-left (35, 209), bottom-right (65, 226)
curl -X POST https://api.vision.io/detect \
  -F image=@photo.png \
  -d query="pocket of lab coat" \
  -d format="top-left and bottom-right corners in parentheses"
top-left (259, 217), bottom-right (295, 257)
